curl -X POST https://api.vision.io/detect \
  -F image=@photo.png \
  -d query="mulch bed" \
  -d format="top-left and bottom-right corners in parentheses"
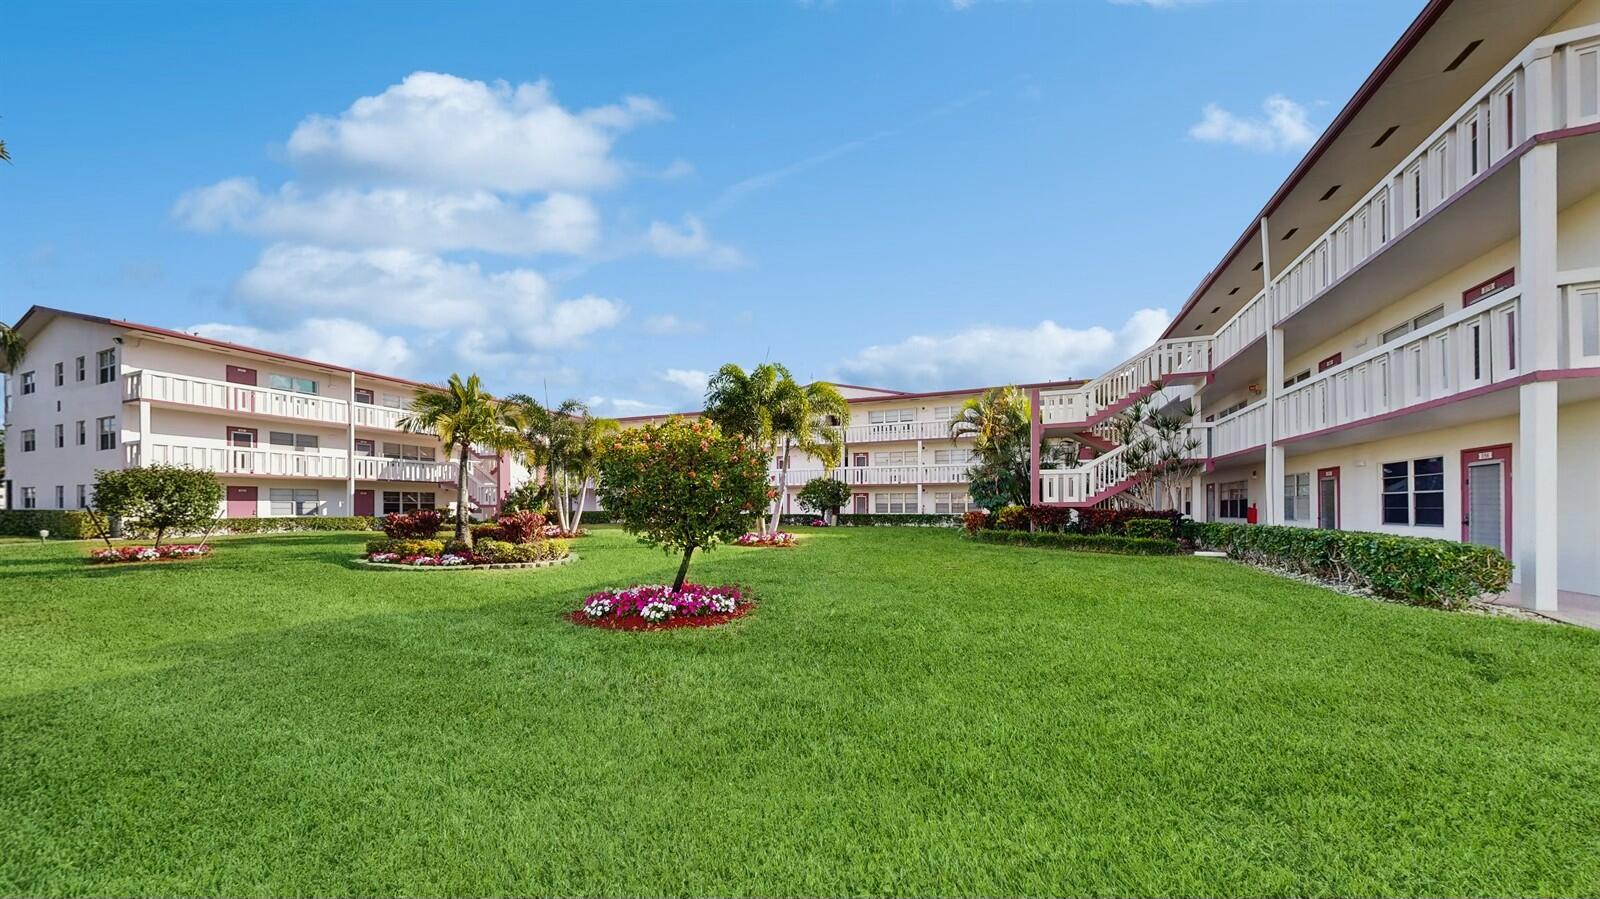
top-left (566, 603), bottom-right (755, 631)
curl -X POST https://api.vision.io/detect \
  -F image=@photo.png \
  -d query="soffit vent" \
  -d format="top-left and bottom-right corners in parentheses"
top-left (1444, 39), bottom-right (1483, 73)
top-left (1372, 125), bottom-right (1400, 148)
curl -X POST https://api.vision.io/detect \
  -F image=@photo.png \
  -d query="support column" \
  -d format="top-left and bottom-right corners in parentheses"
top-left (1259, 216), bottom-right (1284, 525)
top-left (1514, 119), bottom-right (1559, 610)
top-left (1517, 382), bottom-right (1559, 611)
top-left (346, 372), bottom-right (357, 514)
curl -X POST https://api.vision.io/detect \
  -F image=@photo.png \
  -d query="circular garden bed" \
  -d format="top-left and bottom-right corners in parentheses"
top-left (568, 584), bottom-right (753, 630)
top-left (358, 553), bottom-right (576, 572)
top-left (89, 545), bottom-right (213, 565)
top-left (734, 532), bottom-right (797, 548)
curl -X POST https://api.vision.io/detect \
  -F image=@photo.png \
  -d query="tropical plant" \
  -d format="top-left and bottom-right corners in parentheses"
top-left (506, 396), bottom-right (618, 532)
top-left (702, 362), bottom-right (793, 534)
top-left (85, 465), bottom-right (223, 550)
top-left (797, 477), bottom-right (851, 522)
top-left (1107, 384), bottom-right (1202, 511)
top-left (765, 379), bottom-right (848, 534)
top-left (950, 386), bottom-right (1032, 509)
top-left (401, 373), bottom-right (524, 547)
top-left (595, 417), bottom-right (769, 591)
top-left (0, 322), bottom-right (25, 373)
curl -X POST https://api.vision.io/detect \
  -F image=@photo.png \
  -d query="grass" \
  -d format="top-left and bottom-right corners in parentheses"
top-left (3, 526), bottom-right (1599, 896)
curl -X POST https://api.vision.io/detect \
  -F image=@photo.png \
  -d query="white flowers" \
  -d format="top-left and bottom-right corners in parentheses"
top-left (584, 596), bottom-right (615, 618)
top-left (639, 601), bottom-right (675, 622)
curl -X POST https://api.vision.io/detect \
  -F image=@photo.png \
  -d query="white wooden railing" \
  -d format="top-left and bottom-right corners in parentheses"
top-left (353, 457), bottom-right (459, 483)
top-left (779, 464), bottom-right (971, 486)
top-left (126, 370), bottom-right (350, 425)
top-left (127, 441), bottom-right (350, 479)
top-left (1275, 289), bottom-right (1522, 441)
top-left (843, 420), bottom-right (953, 443)
top-left (1038, 444), bottom-right (1131, 505)
top-left (1207, 399), bottom-right (1269, 459)
top-left (1271, 24), bottom-right (1600, 325)
top-left (1039, 337), bottom-right (1211, 426)
top-left (1214, 290), bottom-right (1268, 368)
top-left (354, 403), bottom-right (410, 431)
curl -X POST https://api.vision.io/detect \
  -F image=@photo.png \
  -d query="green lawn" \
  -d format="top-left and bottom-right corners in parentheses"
top-left (3, 527), bottom-right (1599, 897)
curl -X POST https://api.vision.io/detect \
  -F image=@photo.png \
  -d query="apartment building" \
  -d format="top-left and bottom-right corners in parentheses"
top-left (1, 307), bottom-right (511, 520)
top-left (1030, 0), bottom-right (1600, 611)
top-left (618, 381), bottom-right (1083, 517)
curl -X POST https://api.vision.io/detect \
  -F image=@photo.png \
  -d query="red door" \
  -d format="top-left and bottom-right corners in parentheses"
top-left (354, 490), bottom-right (375, 517)
top-left (1461, 445), bottom-right (1512, 553)
top-left (853, 494), bottom-right (868, 514)
top-left (1317, 467), bottom-right (1340, 529)
top-left (226, 366), bottom-right (258, 414)
top-left (225, 366), bottom-right (257, 385)
top-left (226, 486), bottom-right (258, 518)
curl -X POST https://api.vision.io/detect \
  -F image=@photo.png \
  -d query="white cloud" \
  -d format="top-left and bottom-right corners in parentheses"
top-left (174, 179), bottom-right (598, 256)
top-left (834, 309), bottom-right (1171, 390)
top-left (588, 395), bottom-right (664, 415)
top-left (659, 368), bottom-right (710, 398)
top-left (233, 244), bottom-right (624, 351)
top-left (642, 313), bottom-right (704, 335)
top-left (286, 71), bottom-right (666, 193)
top-left (645, 215), bottom-right (746, 269)
top-left (188, 318), bottom-right (414, 374)
top-left (1189, 95), bottom-right (1315, 152)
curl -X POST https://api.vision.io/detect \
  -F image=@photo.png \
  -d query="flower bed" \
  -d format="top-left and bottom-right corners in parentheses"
top-left (734, 532), bottom-right (797, 548)
top-left (89, 544), bottom-right (212, 564)
top-left (541, 525), bottom-right (588, 539)
top-left (569, 584), bottom-right (752, 630)
top-left (362, 539), bottom-right (573, 570)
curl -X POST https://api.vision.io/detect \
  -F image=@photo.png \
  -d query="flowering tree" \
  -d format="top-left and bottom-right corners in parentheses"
top-left (596, 417), bottom-right (769, 591)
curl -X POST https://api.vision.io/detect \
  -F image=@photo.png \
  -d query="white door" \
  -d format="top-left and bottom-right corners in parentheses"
top-left (1466, 461), bottom-right (1505, 552)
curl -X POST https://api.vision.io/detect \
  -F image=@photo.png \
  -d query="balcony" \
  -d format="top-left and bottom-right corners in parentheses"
top-left (1275, 289), bottom-right (1523, 444)
top-left (843, 420), bottom-right (953, 443)
top-left (354, 402), bottom-right (411, 431)
top-left (1213, 290), bottom-right (1268, 369)
top-left (1039, 337), bottom-right (1211, 427)
top-left (127, 441), bottom-right (349, 479)
top-left (779, 464), bottom-right (971, 486)
top-left (354, 456), bottom-right (460, 483)
top-left (125, 370), bottom-right (349, 426)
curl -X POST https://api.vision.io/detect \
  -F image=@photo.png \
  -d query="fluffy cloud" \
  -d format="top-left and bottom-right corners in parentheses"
top-left (834, 309), bottom-right (1170, 390)
top-left (659, 368), bottom-right (710, 398)
top-left (233, 244), bottom-right (624, 350)
top-left (174, 179), bottom-right (599, 255)
top-left (645, 216), bottom-right (746, 269)
top-left (1189, 95), bottom-right (1315, 152)
top-left (642, 313), bottom-right (704, 335)
top-left (188, 318), bottom-right (414, 374)
top-left (286, 72), bottom-right (666, 193)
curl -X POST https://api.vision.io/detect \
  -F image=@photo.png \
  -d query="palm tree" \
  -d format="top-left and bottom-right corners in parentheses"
top-left (401, 373), bottom-right (523, 547)
top-left (950, 386), bottom-right (1033, 509)
top-left (767, 380), bottom-right (849, 534)
top-left (1, 321), bottom-right (26, 373)
top-left (505, 395), bottom-right (617, 532)
top-left (566, 412), bottom-right (619, 531)
top-left (0, 137), bottom-right (10, 164)
top-left (704, 362), bottom-right (792, 533)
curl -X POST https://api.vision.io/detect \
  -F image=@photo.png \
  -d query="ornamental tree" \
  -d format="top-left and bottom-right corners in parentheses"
top-left (87, 465), bottom-right (223, 549)
top-left (596, 417), bottom-right (769, 591)
top-left (797, 477), bottom-right (850, 521)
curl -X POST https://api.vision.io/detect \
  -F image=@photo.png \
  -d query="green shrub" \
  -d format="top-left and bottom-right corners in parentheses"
top-left (0, 510), bottom-right (96, 539)
top-left (994, 505), bottom-right (1030, 531)
top-left (365, 538), bottom-right (445, 557)
top-left (540, 538), bottom-right (572, 561)
top-left (973, 529), bottom-right (1180, 555)
top-left (1123, 518), bottom-right (1175, 540)
top-left (1192, 522), bottom-right (1512, 610)
top-left (471, 539), bottom-right (526, 563)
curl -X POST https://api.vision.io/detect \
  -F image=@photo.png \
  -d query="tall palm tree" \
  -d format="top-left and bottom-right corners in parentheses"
top-left (505, 394), bottom-right (581, 531)
top-left (767, 380), bottom-right (849, 533)
top-left (704, 363), bottom-right (792, 532)
top-left (950, 386), bottom-right (1033, 509)
top-left (566, 412), bottom-right (619, 531)
top-left (401, 373), bottom-right (523, 547)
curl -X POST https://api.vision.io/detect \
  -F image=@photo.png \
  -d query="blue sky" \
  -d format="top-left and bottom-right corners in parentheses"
top-left (2, 0), bottom-right (1422, 414)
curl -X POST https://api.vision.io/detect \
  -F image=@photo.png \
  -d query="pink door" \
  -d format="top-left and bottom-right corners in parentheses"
top-left (853, 494), bottom-right (868, 514)
top-left (225, 366), bottom-right (257, 386)
top-left (226, 486), bottom-right (258, 518)
top-left (226, 366), bottom-right (257, 414)
top-left (354, 490), bottom-right (375, 517)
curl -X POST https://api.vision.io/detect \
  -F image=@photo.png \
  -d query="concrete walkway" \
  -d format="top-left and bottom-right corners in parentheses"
top-left (1486, 585), bottom-right (1600, 630)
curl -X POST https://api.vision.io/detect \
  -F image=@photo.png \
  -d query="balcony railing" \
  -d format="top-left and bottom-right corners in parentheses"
top-left (1214, 290), bottom-right (1268, 368)
top-left (779, 464), bottom-right (971, 486)
top-left (353, 456), bottom-right (459, 483)
top-left (1275, 289), bottom-right (1522, 442)
top-left (1038, 444), bottom-right (1130, 505)
top-left (1039, 337), bottom-right (1211, 426)
top-left (125, 370), bottom-right (349, 426)
top-left (843, 419), bottom-right (953, 443)
top-left (1206, 399), bottom-right (1269, 459)
top-left (1269, 24), bottom-right (1600, 326)
top-left (354, 403), bottom-right (410, 431)
top-left (127, 441), bottom-right (350, 479)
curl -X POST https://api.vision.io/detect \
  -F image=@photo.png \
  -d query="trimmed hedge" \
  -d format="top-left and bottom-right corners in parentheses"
top-left (835, 513), bottom-right (962, 528)
top-left (973, 529), bottom-right (1180, 556)
top-left (0, 510), bottom-right (96, 539)
top-left (473, 538), bottom-right (571, 563)
top-left (1124, 518), bottom-right (1174, 540)
top-left (1192, 522), bottom-right (1512, 610)
top-left (218, 516), bottom-right (383, 534)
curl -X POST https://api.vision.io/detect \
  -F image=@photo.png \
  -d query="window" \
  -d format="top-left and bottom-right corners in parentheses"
top-left (1218, 482), bottom-right (1248, 520)
top-left (1283, 473), bottom-right (1311, 522)
top-left (75, 420), bottom-right (86, 446)
top-left (932, 491), bottom-right (972, 514)
top-left (875, 450), bottom-right (914, 466)
top-left (354, 388), bottom-right (375, 404)
top-left (269, 431), bottom-right (320, 451)
top-left (867, 409), bottom-right (915, 425)
top-left (381, 491), bottom-right (436, 514)
top-left (932, 405), bottom-right (958, 421)
top-left (20, 371), bottom-right (35, 395)
top-left (1382, 457), bottom-right (1445, 526)
top-left (97, 417), bottom-right (117, 450)
top-left (1282, 370), bottom-right (1310, 389)
top-left (53, 423), bottom-right (64, 448)
top-left (1380, 306), bottom-right (1445, 345)
top-left (75, 356), bottom-right (86, 382)
top-left (873, 492), bottom-right (915, 514)
top-left (269, 488), bottom-right (323, 517)
top-left (933, 448), bottom-right (974, 465)
top-left (54, 486), bottom-right (65, 509)
top-left (381, 393), bottom-right (405, 409)
top-left (354, 439), bottom-right (375, 457)
top-left (76, 484), bottom-right (88, 509)
top-left (21, 487), bottom-right (36, 509)
top-left (267, 374), bottom-right (318, 394)
top-left (96, 349), bottom-right (116, 384)
top-left (381, 441), bottom-right (435, 460)
top-left (54, 362), bottom-right (64, 387)
top-left (22, 430), bottom-right (36, 452)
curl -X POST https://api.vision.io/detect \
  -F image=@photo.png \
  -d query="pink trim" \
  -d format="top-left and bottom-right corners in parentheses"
top-left (1463, 268), bottom-right (1516, 307)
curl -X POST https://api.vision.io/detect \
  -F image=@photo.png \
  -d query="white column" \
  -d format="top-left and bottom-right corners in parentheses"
top-left (1514, 125), bottom-right (1559, 610)
top-left (1260, 216), bottom-right (1284, 525)
top-left (1517, 382), bottom-right (1558, 610)
top-left (346, 372), bottom-right (357, 513)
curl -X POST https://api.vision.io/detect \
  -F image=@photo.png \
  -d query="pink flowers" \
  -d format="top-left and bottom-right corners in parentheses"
top-left (89, 544), bottom-right (211, 564)
top-left (578, 584), bottom-right (747, 627)
top-left (735, 532), bottom-right (797, 547)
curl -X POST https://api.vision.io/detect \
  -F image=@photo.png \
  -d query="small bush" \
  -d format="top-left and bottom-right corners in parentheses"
top-left (1192, 522), bottom-right (1512, 610)
top-left (495, 510), bottom-right (547, 544)
top-left (471, 539), bottom-right (527, 563)
top-left (962, 509), bottom-right (991, 536)
top-left (1077, 508), bottom-right (1184, 536)
top-left (365, 538), bottom-right (445, 557)
top-left (471, 522), bottom-right (506, 542)
top-left (444, 538), bottom-right (473, 557)
top-left (0, 510), bottom-right (95, 539)
top-left (540, 538), bottom-right (572, 561)
top-left (1123, 518), bottom-right (1176, 540)
top-left (1024, 505), bottom-right (1074, 533)
top-left (994, 505), bottom-right (1030, 531)
top-left (381, 510), bottom-right (443, 539)
top-left (973, 529), bottom-right (1180, 555)
top-left (221, 516), bottom-right (382, 534)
